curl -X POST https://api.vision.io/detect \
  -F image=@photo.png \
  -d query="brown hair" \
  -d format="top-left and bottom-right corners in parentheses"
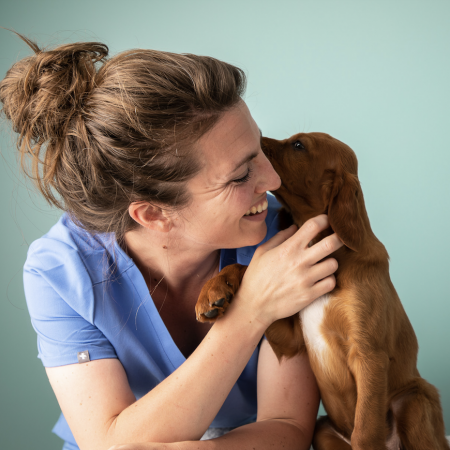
top-left (0, 32), bottom-right (246, 240)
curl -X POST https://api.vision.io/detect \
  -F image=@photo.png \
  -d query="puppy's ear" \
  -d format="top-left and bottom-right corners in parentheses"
top-left (325, 172), bottom-right (365, 252)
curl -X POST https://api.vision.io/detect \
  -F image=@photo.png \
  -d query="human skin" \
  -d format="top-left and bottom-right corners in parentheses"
top-left (45, 101), bottom-right (344, 450)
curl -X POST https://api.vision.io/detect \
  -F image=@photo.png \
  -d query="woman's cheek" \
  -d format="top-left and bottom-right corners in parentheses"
top-left (221, 184), bottom-right (250, 213)
top-left (237, 187), bottom-right (255, 214)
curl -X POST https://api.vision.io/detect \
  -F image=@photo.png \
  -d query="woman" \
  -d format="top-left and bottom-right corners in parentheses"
top-left (0, 34), bottom-right (343, 450)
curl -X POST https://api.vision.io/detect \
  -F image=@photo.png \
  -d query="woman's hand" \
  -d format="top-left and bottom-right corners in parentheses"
top-left (234, 214), bottom-right (343, 328)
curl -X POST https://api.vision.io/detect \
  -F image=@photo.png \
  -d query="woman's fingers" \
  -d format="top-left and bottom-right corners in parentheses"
top-left (307, 258), bottom-right (339, 287)
top-left (306, 232), bottom-right (344, 266)
top-left (259, 214), bottom-right (332, 255)
top-left (294, 214), bottom-right (331, 248)
top-left (256, 223), bottom-right (298, 253)
top-left (278, 214), bottom-right (335, 253)
top-left (309, 274), bottom-right (337, 301)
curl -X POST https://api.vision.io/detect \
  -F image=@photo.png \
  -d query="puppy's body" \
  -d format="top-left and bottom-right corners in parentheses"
top-left (266, 133), bottom-right (448, 449)
top-left (292, 244), bottom-right (420, 448)
top-left (196, 132), bottom-right (449, 449)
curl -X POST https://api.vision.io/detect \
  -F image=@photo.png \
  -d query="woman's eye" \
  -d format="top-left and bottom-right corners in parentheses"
top-left (232, 167), bottom-right (254, 184)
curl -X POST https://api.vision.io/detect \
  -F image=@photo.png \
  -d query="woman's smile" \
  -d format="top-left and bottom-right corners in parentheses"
top-left (242, 195), bottom-right (269, 221)
top-left (242, 207), bottom-right (268, 221)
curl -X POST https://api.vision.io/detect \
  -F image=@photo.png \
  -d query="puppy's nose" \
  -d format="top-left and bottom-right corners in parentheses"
top-left (261, 136), bottom-right (278, 157)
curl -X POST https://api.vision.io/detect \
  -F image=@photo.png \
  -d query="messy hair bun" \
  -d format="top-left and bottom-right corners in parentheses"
top-left (0, 31), bottom-right (246, 239)
top-left (1, 35), bottom-right (107, 141)
top-left (1, 33), bottom-right (108, 202)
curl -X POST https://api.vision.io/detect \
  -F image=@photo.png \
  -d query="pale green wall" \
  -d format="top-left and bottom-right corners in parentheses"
top-left (1, 1), bottom-right (449, 448)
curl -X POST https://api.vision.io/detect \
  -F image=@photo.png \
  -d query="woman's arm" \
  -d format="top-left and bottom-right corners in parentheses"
top-left (107, 338), bottom-right (319, 450)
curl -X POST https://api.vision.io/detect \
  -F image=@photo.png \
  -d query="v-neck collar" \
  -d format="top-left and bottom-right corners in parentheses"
top-left (119, 245), bottom-right (238, 372)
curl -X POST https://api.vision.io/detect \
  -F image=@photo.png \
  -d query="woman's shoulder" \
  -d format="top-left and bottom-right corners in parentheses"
top-left (24, 213), bottom-right (133, 285)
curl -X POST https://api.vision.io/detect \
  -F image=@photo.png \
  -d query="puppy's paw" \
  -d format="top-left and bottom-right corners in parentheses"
top-left (195, 264), bottom-right (246, 323)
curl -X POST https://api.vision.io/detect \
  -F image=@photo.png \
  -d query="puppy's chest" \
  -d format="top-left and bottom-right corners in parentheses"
top-left (300, 294), bottom-right (332, 363)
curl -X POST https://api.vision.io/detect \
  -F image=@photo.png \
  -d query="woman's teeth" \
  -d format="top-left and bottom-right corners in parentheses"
top-left (244, 199), bottom-right (269, 216)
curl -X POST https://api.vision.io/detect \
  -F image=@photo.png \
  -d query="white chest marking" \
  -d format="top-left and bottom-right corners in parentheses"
top-left (300, 294), bottom-right (331, 364)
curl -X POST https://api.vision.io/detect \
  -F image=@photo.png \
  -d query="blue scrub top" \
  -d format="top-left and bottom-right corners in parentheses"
top-left (24, 194), bottom-right (283, 448)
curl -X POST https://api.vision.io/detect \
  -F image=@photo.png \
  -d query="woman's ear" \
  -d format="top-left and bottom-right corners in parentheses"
top-left (325, 172), bottom-right (366, 252)
top-left (128, 202), bottom-right (173, 232)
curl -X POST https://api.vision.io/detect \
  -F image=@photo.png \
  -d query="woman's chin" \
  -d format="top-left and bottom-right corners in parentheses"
top-left (241, 223), bottom-right (267, 247)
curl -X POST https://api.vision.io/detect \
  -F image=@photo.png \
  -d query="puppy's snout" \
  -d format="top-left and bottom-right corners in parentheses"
top-left (261, 136), bottom-right (278, 158)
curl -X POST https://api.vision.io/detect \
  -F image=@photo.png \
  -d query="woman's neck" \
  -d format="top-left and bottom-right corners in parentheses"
top-left (122, 226), bottom-right (221, 299)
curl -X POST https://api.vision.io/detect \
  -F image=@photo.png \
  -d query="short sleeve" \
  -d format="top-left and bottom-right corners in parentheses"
top-left (24, 237), bottom-right (117, 367)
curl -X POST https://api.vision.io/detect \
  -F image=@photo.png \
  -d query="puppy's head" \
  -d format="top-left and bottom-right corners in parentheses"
top-left (262, 132), bottom-right (366, 252)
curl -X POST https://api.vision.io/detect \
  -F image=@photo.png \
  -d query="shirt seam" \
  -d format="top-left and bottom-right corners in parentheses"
top-left (91, 263), bottom-right (135, 287)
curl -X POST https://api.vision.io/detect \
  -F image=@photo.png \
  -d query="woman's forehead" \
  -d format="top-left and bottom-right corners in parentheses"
top-left (196, 102), bottom-right (261, 182)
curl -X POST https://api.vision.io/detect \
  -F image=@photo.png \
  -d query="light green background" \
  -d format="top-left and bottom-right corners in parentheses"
top-left (1, 1), bottom-right (449, 449)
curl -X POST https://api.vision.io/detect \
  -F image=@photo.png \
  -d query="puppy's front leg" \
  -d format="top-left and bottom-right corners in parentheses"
top-left (349, 349), bottom-right (390, 450)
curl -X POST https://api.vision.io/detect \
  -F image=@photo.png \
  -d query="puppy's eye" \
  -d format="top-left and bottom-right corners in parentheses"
top-left (292, 140), bottom-right (305, 150)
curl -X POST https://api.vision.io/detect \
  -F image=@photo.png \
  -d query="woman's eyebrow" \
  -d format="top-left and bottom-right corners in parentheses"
top-left (229, 151), bottom-right (258, 175)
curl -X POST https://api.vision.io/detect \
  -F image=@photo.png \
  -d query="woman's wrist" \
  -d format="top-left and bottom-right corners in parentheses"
top-left (220, 289), bottom-right (273, 333)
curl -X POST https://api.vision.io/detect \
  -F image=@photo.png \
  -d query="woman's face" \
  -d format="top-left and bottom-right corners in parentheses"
top-left (176, 101), bottom-right (282, 250)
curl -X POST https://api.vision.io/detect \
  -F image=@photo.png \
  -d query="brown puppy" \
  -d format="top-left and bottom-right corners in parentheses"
top-left (195, 132), bottom-right (449, 450)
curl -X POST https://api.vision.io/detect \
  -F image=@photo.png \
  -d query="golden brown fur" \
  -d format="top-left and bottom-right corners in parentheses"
top-left (196, 132), bottom-right (449, 449)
